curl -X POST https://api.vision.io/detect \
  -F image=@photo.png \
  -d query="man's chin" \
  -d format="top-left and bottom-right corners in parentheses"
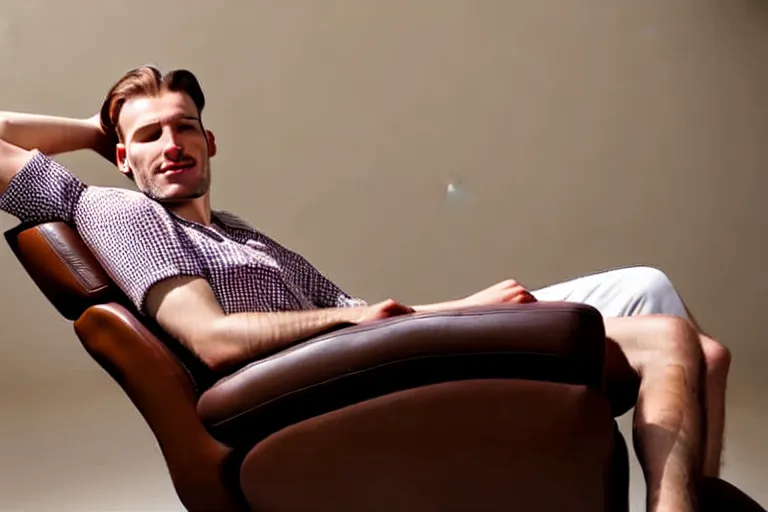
top-left (145, 186), bottom-right (208, 204)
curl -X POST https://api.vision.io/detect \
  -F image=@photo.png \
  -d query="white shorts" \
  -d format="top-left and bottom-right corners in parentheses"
top-left (530, 266), bottom-right (689, 320)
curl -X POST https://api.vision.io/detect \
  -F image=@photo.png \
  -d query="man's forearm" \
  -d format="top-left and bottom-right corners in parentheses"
top-left (411, 299), bottom-right (466, 313)
top-left (204, 307), bottom-right (362, 370)
top-left (0, 112), bottom-right (101, 157)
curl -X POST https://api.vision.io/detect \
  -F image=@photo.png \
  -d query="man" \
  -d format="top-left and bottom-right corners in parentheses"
top-left (0, 66), bottom-right (730, 511)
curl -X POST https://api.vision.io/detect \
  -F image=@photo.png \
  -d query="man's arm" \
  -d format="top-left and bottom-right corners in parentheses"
top-left (411, 279), bottom-right (538, 313)
top-left (0, 139), bottom-right (36, 195)
top-left (145, 276), bottom-right (413, 373)
top-left (0, 111), bottom-right (116, 196)
top-left (0, 111), bottom-right (115, 164)
top-left (411, 298), bottom-right (466, 313)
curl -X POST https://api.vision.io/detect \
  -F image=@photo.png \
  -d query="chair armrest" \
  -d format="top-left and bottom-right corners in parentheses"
top-left (198, 301), bottom-right (608, 447)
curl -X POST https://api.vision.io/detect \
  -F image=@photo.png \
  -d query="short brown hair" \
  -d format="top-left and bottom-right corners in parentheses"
top-left (99, 65), bottom-right (206, 142)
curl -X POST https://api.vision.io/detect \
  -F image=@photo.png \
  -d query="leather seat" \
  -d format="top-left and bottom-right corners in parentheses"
top-left (4, 221), bottom-right (764, 512)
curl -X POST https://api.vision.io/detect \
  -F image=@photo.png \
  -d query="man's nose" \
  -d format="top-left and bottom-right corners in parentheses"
top-left (164, 142), bottom-right (182, 161)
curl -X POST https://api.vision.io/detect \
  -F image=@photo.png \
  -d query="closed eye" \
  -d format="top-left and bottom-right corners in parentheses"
top-left (135, 129), bottom-right (162, 142)
top-left (181, 124), bottom-right (199, 132)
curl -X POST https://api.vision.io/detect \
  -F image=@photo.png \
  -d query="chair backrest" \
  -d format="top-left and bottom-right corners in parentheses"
top-left (4, 221), bottom-right (217, 391)
top-left (4, 221), bottom-right (245, 511)
top-left (4, 221), bottom-right (118, 320)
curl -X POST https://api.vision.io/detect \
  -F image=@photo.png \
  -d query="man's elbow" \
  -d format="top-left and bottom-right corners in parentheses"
top-left (192, 319), bottom-right (251, 373)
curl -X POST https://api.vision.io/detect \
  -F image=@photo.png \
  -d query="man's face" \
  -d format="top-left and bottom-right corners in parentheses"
top-left (116, 91), bottom-right (216, 203)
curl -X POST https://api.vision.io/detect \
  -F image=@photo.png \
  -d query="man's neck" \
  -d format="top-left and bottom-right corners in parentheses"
top-left (168, 195), bottom-right (213, 226)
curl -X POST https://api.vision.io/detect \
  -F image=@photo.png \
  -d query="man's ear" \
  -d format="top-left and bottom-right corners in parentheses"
top-left (115, 144), bottom-right (130, 176)
top-left (206, 130), bottom-right (217, 157)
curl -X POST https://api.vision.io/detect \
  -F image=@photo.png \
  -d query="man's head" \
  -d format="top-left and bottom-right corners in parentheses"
top-left (100, 66), bottom-right (217, 203)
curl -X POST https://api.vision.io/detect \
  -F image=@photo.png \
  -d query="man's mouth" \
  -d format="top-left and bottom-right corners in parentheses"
top-left (160, 162), bottom-right (196, 175)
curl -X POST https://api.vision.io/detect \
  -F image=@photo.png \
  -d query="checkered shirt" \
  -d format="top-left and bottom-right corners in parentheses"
top-left (0, 152), bottom-right (367, 315)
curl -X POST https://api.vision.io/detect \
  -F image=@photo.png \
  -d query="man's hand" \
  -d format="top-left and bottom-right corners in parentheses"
top-left (84, 113), bottom-right (118, 164)
top-left (352, 299), bottom-right (415, 323)
top-left (460, 279), bottom-right (537, 308)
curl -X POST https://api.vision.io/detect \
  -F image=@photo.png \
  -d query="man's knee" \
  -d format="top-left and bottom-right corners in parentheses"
top-left (632, 315), bottom-right (705, 371)
top-left (614, 266), bottom-right (688, 318)
top-left (700, 335), bottom-right (732, 380)
top-left (623, 265), bottom-right (676, 297)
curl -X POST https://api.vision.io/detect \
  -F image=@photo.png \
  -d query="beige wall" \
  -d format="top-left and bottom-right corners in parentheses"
top-left (0, 1), bottom-right (766, 510)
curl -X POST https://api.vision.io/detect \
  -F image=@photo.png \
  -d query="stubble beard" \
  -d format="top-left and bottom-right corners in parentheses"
top-left (135, 160), bottom-right (211, 204)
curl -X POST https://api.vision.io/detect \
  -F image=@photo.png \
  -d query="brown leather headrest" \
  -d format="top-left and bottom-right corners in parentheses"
top-left (5, 222), bottom-right (117, 320)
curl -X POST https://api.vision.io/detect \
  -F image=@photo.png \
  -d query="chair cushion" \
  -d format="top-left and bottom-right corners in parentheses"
top-left (198, 302), bottom-right (607, 447)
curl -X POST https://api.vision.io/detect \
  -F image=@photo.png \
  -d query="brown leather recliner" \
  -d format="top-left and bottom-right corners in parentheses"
top-left (4, 221), bottom-right (765, 512)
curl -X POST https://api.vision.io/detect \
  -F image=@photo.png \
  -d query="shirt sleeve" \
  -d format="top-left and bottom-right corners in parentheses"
top-left (284, 249), bottom-right (368, 309)
top-left (0, 151), bottom-right (86, 224)
top-left (75, 188), bottom-right (208, 315)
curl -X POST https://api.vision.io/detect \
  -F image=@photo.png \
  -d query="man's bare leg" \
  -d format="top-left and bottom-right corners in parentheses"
top-left (699, 334), bottom-right (730, 477)
top-left (604, 315), bottom-right (706, 512)
top-left (680, 302), bottom-right (731, 476)
top-left (532, 266), bottom-right (730, 477)
top-left (683, 302), bottom-right (732, 477)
